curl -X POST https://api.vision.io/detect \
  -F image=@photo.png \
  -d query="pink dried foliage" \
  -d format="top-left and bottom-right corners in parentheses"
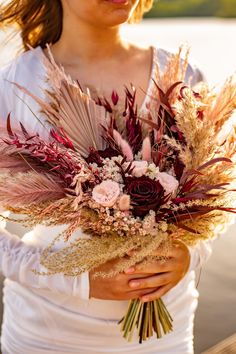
top-left (0, 172), bottom-right (65, 207)
top-left (113, 129), bottom-right (134, 162)
top-left (141, 136), bottom-right (152, 162)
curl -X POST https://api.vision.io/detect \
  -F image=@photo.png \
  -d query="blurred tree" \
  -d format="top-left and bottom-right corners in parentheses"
top-left (145, 0), bottom-right (236, 18)
top-left (217, 0), bottom-right (236, 17)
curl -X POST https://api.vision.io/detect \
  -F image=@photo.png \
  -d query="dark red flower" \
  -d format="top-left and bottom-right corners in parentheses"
top-left (173, 155), bottom-right (185, 180)
top-left (98, 147), bottom-right (120, 159)
top-left (111, 90), bottom-right (119, 106)
top-left (86, 147), bottom-right (119, 166)
top-left (125, 176), bottom-right (164, 218)
top-left (86, 148), bottom-right (103, 166)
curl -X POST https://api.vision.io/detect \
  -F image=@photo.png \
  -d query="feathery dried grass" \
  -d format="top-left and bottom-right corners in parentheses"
top-left (159, 46), bottom-right (189, 92)
top-left (39, 230), bottom-right (169, 277)
top-left (0, 172), bottom-right (65, 207)
top-left (206, 76), bottom-right (236, 134)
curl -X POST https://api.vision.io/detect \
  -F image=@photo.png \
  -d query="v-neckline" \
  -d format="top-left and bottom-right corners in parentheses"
top-left (139, 46), bottom-right (157, 112)
top-left (35, 45), bottom-right (157, 113)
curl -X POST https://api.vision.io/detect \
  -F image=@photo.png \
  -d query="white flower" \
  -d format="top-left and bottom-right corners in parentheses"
top-left (92, 180), bottom-right (120, 207)
top-left (100, 158), bottom-right (124, 183)
top-left (146, 163), bottom-right (160, 180)
top-left (131, 161), bottom-right (148, 177)
top-left (157, 172), bottom-right (179, 196)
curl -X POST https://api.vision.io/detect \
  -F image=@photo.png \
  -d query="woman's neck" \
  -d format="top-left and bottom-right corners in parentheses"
top-left (51, 17), bottom-right (129, 66)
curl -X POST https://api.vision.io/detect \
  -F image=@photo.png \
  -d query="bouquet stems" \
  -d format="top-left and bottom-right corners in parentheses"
top-left (120, 298), bottom-right (173, 343)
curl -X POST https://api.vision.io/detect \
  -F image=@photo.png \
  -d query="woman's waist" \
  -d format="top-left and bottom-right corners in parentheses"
top-left (3, 278), bottom-right (129, 322)
top-left (3, 272), bottom-right (198, 323)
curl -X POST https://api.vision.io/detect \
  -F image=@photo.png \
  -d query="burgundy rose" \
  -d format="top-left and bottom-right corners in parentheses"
top-left (125, 176), bottom-right (164, 218)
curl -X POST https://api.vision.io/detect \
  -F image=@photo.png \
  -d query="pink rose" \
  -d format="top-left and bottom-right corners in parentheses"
top-left (92, 180), bottom-right (120, 207)
top-left (157, 172), bottom-right (179, 196)
top-left (118, 194), bottom-right (131, 211)
top-left (131, 161), bottom-right (148, 178)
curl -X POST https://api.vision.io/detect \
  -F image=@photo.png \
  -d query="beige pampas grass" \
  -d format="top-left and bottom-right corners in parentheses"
top-left (206, 76), bottom-right (236, 133)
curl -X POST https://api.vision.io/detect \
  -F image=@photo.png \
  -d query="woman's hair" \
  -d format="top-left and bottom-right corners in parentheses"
top-left (130, 0), bottom-right (154, 24)
top-left (0, 0), bottom-right (154, 51)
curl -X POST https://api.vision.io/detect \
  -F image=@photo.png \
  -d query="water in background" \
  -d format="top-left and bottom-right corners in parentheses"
top-left (122, 18), bottom-right (236, 86)
top-left (1, 18), bottom-right (236, 353)
top-left (1, 18), bottom-right (236, 85)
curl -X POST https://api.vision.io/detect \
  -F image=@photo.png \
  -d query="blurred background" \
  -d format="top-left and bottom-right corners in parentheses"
top-left (0, 0), bottom-right (236, 353)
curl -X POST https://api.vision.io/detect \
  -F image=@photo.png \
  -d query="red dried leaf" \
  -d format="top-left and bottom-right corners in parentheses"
top-left (197, 157), bottom-right (232, 171)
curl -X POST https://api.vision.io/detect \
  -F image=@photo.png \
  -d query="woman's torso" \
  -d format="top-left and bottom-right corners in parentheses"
top-left (0, 46), bottom-right (201, 353)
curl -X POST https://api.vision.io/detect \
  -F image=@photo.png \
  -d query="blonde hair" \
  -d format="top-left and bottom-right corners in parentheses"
top-left (129, 0), bottom-right (154, 23)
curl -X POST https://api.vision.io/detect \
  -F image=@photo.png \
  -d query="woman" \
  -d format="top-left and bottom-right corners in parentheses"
top-left (0, 1), bottom-right (212, 353)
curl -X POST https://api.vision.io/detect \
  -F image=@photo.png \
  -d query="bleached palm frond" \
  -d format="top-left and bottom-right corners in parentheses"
top-left (43, 45), bottom-right (111, 154)
top-left (52, 81), bottom-right (109, 156)
top-left (11, 46), bottom-right (110, 157)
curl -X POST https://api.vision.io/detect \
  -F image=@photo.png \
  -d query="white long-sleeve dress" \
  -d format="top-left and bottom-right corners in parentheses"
top-left (0, 46), bottom-right (213, 354)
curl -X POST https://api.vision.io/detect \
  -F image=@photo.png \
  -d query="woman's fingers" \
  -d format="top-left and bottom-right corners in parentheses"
top-left (125, 241), bottom-right (190, 275)
top-left (125, 258), bottom-right (174, 275)
top-left (126, 287), bottom-right (159, 300)
top-left (90, 241), bottom-right (189, 301)
top-left (140, 283), bottom-right (174, 302)
top-left (128, 272), bottom-right (173, 290)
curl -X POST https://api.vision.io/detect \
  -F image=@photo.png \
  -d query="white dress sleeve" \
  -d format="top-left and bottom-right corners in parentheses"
top-left (0, 219), bottom-right (89, 299)
top-left (0, 58), bottom-right (90, 300)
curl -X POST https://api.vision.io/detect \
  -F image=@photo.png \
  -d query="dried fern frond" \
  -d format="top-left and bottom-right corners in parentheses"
top-left (0, 172), bottom-right (65, 208)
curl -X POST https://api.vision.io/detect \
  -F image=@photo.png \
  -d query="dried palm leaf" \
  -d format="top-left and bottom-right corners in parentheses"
top-left (11, 46), bottom-right (111, 157)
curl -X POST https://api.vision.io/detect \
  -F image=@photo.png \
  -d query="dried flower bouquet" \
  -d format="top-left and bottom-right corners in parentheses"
top-left (0, 47), bottom-right (236, 343)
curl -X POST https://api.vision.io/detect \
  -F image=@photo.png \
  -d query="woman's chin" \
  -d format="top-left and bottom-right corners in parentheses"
top-left (98, 11), bottom-right (132, 27)
top-left (105, 18), bottom-right (130, 27)
top-left (96, 1), bottom-right (133, 26)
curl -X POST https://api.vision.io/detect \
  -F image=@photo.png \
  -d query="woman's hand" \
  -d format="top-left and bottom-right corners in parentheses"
top-left (89, 257), bottom-right (158, 301)
top-left (125, 241), bottom-right (191, 302)
top-left (89, 241), bottom-right (190, 301)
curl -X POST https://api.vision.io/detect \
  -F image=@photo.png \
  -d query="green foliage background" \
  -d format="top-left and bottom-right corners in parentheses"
top-left (145, 0), bottom-right (236, 18)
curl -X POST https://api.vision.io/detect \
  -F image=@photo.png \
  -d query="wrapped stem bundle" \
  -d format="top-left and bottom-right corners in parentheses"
top-left (120, 298), bottom-right (173, 343)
